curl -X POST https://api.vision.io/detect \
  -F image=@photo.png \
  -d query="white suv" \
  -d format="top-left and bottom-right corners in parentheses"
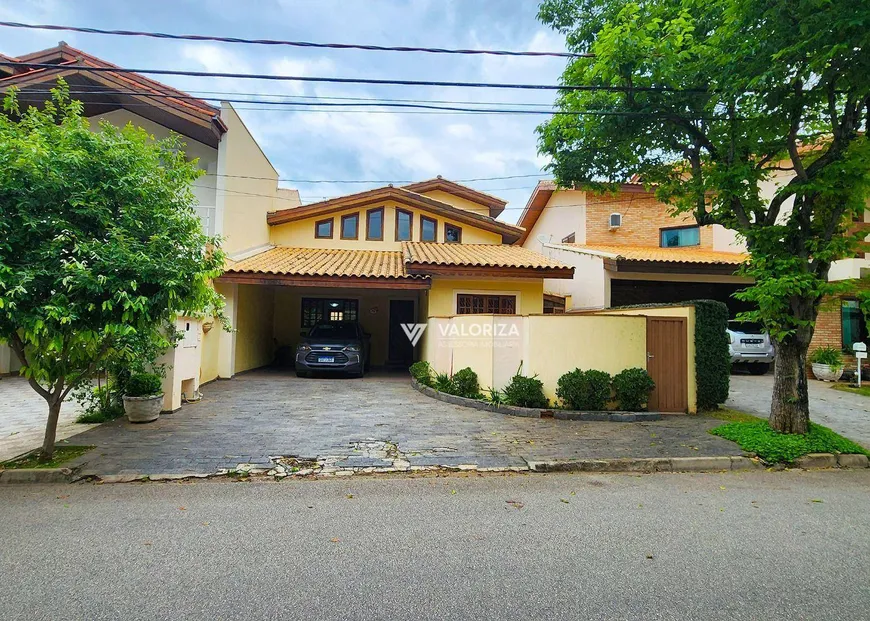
top-left (727, 321), bottom-right (775, 375)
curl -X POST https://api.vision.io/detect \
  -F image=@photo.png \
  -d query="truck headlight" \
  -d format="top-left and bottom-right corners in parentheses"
top-left (297, 344), bottom-right (311, 351)
top-left (343, 344), bottom-right (361, 352)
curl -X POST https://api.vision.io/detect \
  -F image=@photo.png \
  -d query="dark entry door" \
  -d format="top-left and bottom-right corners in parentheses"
top-left (388, 300), bottom-right (416, 367)
top-left (646, 317), bottom-right (689, 412)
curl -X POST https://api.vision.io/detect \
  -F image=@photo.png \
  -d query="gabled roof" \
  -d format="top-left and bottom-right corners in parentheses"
top-left (219, 242), bottom-right (573, 286)
top-left (402, 176), bottom-right (507, 218)
top-left (516, 180), bottom-right (651, 245)
top-left (0, 43), bottom-right (226, 147)
top-left (266, 185), bottom-right (525, 244)
top-left (403, 242), bottom-right (573, 277)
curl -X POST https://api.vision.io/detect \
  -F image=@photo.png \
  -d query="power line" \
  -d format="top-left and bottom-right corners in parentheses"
top-left (0, 61), bottom-right (705, 94)
top-left (13, 87), bottom-right (727, 119)
top-left (0, 21), bottom-right (587, 58)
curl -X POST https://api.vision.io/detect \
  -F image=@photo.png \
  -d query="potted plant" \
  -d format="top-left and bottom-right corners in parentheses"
top-left (809, 346), bottom-right (844, 382)
top-left (122, 373), bottom-right (164, 423)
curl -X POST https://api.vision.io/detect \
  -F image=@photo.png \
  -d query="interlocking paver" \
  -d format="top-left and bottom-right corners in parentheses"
top-left (53, 369), bottom-right (741, 476)
top-left (0, 377), bottom-right (95, 461)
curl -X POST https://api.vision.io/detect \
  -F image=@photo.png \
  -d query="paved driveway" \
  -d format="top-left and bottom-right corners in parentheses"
top-left (727, 373), bottom-right (870, 448)
top-left (62, 369), bottom-right (739, 476)
top-left (0, 377), bottom-right (93, 461)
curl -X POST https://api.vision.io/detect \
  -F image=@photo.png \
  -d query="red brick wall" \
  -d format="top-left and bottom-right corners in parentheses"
top-left (585, 191), bottom-right (714, 248)
top-left (808, 282), bottom-right (870, 372)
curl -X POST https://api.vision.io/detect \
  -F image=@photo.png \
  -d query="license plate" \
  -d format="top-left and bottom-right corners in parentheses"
top-left (317, 356), bottom-right (335, 363)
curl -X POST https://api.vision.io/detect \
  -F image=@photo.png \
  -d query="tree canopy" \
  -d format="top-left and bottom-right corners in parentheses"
top-left (538, 0), bottom-right (870, 432)
top-left (0, 81), bottom-right (226, 458)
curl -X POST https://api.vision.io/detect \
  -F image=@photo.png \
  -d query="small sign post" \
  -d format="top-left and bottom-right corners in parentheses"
top-left (854, 343), bottom-right (867, 387)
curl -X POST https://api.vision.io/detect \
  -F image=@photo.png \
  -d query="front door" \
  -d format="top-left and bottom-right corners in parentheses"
top-left (646, 317), bottom-right (689, 412)
top-left (388, 300), bottom-right (416, 367)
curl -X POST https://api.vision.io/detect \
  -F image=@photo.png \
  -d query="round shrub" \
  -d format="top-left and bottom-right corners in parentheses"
top-left (451, 367), bottom-right (482, 399)
top-left (503, 374), bottom-right (548, 408)
top-left (125, 373), bottom-right (163, 397)
top-left (409, 361), bottom-right (433, 387)
top-left (612, 368), bottom-right (655, 411)
top-left (556, 368), bottom-right (612, 410)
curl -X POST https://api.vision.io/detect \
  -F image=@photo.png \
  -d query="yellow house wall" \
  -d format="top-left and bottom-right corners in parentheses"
top-left (218, 103), bottom-right (286, 255)
top-left (525, 315), bottom-right (647, 402)
top-left (233, 284), bottom-right (276, 373)
top-left (417, 190), bottom-right (491, 216)
top-left (427, 278), bottom-right (544, 316)
top-left (200, 318), bottom-right (221, 383)
top-left (425, 314), bottom-right (646, 403)
top-left (272, 287), bottom-right (421, 366)
top-left (269, 200), bottom-right (503, 250)
top-left (592, 306), bottom-right (698, 413)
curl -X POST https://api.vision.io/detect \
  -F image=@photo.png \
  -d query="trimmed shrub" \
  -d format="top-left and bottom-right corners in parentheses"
top-left (451, 367), bottom-right (481, 399)
top-left (556, 368), bottom-right (612, 410)
top-left (809, 346), bottom-right (844, 370)
top-left (694, 300), bottom-right (730, 410)
top-left (612, 368), bottom-right (655, 411)
top-left (409, 361), bottom-right (433, 387)
top-left (503, 373), bottom-right (548, 408)
top-left (125, 373), bottom-right (163, 398)
top-left (433, 372), bottom-right (453, 394)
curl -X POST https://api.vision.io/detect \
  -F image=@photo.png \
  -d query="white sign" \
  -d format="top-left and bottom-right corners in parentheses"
top-left (853, 342), bottom-right (867, 353)
top-left (857, 352), bottom-right (867, 360)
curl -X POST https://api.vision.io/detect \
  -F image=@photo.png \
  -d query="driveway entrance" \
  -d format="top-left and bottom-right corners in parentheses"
top-left (58, 369), bottom-right (738, 476)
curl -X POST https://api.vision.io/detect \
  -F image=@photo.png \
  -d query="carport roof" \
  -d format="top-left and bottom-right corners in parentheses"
top-left (218, 243), bottom-right (574, 287)
top-left (559, 244), bottom-right (747, 265)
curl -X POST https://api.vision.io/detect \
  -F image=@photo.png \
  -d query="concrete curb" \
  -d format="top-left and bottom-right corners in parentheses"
top-left (528, 455), bottom-right (763, 473)
top-left (411, 379), bottom-right (662, 422)
top-left (0, 467), bottom-right (76, 484)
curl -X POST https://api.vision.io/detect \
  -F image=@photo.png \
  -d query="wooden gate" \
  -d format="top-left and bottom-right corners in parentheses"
top-left (646, 317), bottom-right (688, 412)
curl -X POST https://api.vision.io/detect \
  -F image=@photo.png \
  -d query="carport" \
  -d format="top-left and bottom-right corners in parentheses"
top-left (216, 247), bottom-right (431, 375)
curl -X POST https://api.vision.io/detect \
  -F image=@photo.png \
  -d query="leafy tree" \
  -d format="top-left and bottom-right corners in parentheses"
top-left (0, 81), bottom-right (226, 460)
top-left (537, 0), bottom-right (870, 433)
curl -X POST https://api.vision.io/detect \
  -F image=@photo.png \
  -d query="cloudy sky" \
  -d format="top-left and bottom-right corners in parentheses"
top-left (1, 0), bottom-right (570, 223)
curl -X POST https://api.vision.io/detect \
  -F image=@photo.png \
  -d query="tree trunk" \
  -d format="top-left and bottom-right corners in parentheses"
top-left (40, 399), bottom-right (62, 462)
top-left (769, 330), bottom-right (812, 434)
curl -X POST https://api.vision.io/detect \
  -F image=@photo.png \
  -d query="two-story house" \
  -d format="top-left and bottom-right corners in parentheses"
top-left (518, 181), bottom-right (751, 315)
top-left (217, 177), bottom-right (574, 375)
top-left (0, 43), bottom-right (302, 408)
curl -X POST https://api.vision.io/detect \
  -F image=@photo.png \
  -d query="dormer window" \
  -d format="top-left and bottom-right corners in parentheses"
top-left (445, 223), bottom-right (462, 243)
top-left (341, 213), bottom-right (359, 240)
top-left (396, 209), bottom-right (413, 241)
top-left (421, 216), bottom-right (437, 242)
top-left (315, 218), bottom-right (333, 239)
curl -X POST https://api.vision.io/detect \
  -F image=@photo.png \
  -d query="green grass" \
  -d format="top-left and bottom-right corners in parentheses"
top-left (831, 383), bottom-right (870, 397)
top-left (1, 445), bottom-right (94, 470)
top-left (709, 421), bottom-right (870, 464)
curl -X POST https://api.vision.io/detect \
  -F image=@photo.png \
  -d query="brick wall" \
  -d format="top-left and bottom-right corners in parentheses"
top-left (808, 281), bottom-right (870, 372)
top-left (585, 190), bottom-right (715, 248)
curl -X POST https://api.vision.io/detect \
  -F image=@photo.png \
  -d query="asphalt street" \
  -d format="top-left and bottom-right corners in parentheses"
top-left (2, 470), bottom-right (869, 621)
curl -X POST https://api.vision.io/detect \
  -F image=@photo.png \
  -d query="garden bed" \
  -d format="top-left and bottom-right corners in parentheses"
top-left (411, 379), bottom-right (662, 422)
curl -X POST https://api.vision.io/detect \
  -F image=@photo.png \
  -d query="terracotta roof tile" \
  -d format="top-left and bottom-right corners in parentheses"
top-left (226, 247), bottom-right (416, 279)
top-left (402, 242), bottom-right (570, 269)
top-left (562, 244), bottom-right (747, 265)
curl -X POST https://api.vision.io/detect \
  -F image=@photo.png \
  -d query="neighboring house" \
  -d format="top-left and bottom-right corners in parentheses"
top-left (518, 181), bottom-right (752, 315)
top-left (0, 43), bottom-right (301, 408)
top-left (519, 177), bottom-right (870, 371)
top-left (216, 177), bottom-right (574, 373)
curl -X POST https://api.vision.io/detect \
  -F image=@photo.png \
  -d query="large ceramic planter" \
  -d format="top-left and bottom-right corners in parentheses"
top-left (811, 363), bottom-right (843, 382)
top-left (123, 394), bottom-right (164, 423)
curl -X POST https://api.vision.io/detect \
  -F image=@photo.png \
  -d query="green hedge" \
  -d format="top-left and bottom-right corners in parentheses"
top-left (693, 300), bottom-right (730, 410)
